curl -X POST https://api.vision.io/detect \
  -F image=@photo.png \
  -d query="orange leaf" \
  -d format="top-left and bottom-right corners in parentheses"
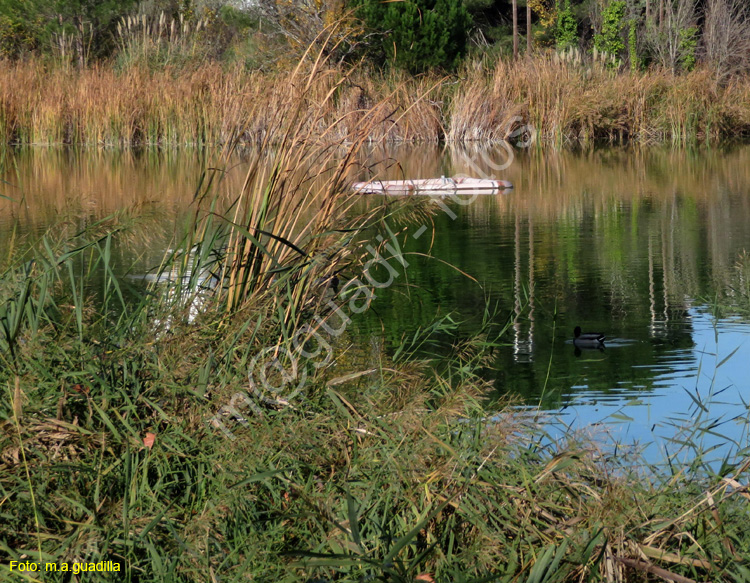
top-left (415, 575), bottom-right (434, 582)
top-left (143, 432), bottom-right (156, 450)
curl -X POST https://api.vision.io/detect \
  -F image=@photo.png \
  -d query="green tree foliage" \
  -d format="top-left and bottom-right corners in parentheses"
top-left (354, 0), bottom-right (471, 73)
top-left (0, 0), bottom-right (137, 61)
top-left (0, 0), bottom-right (47, 57)
top-left (554, 0), bottom-right (577, 49)
top-left (678, 25), bottom-right (698, 71)
top-left (628, 18), bottom-right (639, 71)
top-left (593, 0), bottom-right (625, 57)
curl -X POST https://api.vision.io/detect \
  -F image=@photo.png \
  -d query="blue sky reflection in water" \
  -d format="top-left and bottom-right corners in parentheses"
top-left (545, 309), bottom-right (750, 466)
top-left (2, 145), bottom-right (750, 465)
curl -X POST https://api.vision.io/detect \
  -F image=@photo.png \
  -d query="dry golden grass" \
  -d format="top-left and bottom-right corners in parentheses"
top-left (1, 55), bottom-right (750, 146)
top-left (451, 57), bottom-right (750, 144)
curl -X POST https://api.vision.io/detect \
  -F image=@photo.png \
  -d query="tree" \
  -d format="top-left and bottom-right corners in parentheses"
top-left (645, 0), bottom-right (696, 73)
top-left (0, 0), bottom-right (137, 63)
top-left (528, 0), bottom-right (558, 46)
top-left (354, 0), bottom-right (470, 73)
top-left (628, 17), bottom-right (639, 71)
top-left (703, 0), bottom-right (750, 81)
top-left (555, 0), bottom-right (577, 50)
top-left (0, 0), bottom-right (45, 57)
top-left (593, 0), bottom-right (626, 58)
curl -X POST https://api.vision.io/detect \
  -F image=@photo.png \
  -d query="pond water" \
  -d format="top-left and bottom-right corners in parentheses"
top-left (3, 145), bottom-right (750, 465)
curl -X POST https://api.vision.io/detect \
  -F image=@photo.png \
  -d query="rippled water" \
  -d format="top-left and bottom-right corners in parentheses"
top-left (351, 144), bottom-right (750, 463)
top-left (3, 144), bottom-right (750, 462)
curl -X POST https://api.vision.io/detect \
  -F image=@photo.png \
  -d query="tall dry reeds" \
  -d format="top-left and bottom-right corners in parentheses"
top-left (0, 58), bottom-right (445, 146)
top-left (449, 56), bottom-right (750, 145)
top-left (1, 54), bottom-right (750, 146)
top-left (157, 33), bottom-right (443, 355)
top-left (115, 11), bottom-right (209, 67)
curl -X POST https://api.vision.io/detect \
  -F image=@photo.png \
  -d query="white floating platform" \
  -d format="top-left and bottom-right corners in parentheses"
top-left (352, 176), bottom-right (513, 196)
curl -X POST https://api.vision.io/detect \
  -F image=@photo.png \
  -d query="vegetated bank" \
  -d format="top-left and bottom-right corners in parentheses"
top-left (3, 50), bottom-right (750, 582)
top-left (2, 55), bottom-right (750, 147)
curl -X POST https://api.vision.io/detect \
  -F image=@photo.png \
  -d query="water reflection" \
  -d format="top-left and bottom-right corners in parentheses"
top-left (0, 148), bottom-right (235, 270)
top-left (352, 143), bottom-right (750, 458)
top-left (2, 144), bottom-right (750, 460)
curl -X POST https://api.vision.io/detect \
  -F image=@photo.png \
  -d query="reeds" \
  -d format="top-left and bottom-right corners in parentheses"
top-left (115, 11), bottom-right (208, 69)
top-left (449, 56), bottom-right (750, 145)
top-left (2, 54), bottom-right (750, 146)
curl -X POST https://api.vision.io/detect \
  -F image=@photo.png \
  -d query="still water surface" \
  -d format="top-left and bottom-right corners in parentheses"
top-left (2, 145), bottom-right (750, 463)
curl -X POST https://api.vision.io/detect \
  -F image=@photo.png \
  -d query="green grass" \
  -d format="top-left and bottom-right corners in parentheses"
top-left (3, 258), bottom-right (750, 582)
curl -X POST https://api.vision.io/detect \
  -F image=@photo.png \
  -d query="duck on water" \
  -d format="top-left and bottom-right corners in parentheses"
top-left (573, 326), bottom-right (605, 348)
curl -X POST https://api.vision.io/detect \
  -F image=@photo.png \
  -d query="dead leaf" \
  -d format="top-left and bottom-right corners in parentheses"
top-left (71, 384), bottom-right (90, 395)
top-left (143, 432), bottom-right (156, 450)
top-left (415, 575), bottom-right (434, 582)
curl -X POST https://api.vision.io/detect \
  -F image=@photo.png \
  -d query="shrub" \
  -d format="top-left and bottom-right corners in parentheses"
top-left (353, 0), bottom-right (471, 73)
top-left (593, 0), bottom-right (626, 58)
top-left (555, 0), bottom-right (578, 50)
top-left (628, 18), bottom-right (640, 71)
top-left (0, 0), bottom-right (137, 63)
top-left (678, 25), bottom-right (698, 71)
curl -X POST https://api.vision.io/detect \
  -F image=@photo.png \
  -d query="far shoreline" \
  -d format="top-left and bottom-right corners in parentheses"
top-left (2, 56), bottom-right (750, 148)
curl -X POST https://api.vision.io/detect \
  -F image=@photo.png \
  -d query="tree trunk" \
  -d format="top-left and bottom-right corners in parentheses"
top-left (659, 0), bottom-right (665, 29)
top-left (513, 0), bottom-right (519, 59)
top-left (526, 0), bottom-right (532, 54)
top-left (75, 15), bottom-right (85, 68)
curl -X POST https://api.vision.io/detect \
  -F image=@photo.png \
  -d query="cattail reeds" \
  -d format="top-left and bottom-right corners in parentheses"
top-left (147, 24), bottom-right (440, 363)
top-left (1, 51), bottom-right (750, 146)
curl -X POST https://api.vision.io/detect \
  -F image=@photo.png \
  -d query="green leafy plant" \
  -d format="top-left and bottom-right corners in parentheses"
top-left (354, 0), bottom-right (471, 73)
top-left (628, 18), bottom-right (640, 71)
top-left (679, 25), bottom-right (698, 72)
top-left (554, 0), bottom-right (577, 50)
top-left (0, 0), bottom-right (137, 64)
top-left (593, 0), bottom-right (626, 60)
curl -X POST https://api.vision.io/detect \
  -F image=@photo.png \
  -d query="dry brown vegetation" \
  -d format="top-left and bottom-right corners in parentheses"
top-left (2, 55), bottom-right (750, 147)
top-left (0, 58), bottom-right (443, 146)
top-left (451, 58), bottom-right (750, 144)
